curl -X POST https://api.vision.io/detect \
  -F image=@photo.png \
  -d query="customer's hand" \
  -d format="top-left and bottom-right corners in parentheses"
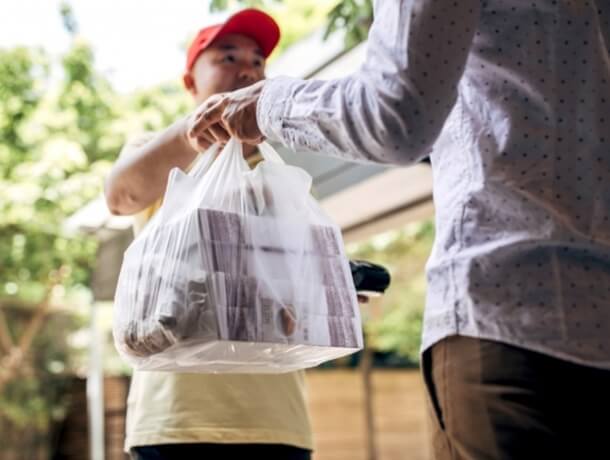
top-left (187, 80), bottom-right (265, 150)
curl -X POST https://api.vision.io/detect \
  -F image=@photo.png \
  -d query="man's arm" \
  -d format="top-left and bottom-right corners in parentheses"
top-left (256, 0), bottom-right (481, 165)
top-left (104, 117), bottom-right (198, 216)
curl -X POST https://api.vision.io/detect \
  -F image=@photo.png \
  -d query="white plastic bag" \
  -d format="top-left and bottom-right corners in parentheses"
top-left (113, 139), bottom-right (363, 373)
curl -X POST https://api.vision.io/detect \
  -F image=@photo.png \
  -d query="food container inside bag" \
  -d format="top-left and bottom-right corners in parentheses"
top-left (113, 140), bottom-right (363, 373)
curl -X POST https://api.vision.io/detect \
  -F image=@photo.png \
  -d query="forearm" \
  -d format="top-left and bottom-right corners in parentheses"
top-left (104, 116), bottom-right (198, 215)
top-left (257, 74), bottom-right (435, 165)
top-left (257, 0), bottom-right (480, 165)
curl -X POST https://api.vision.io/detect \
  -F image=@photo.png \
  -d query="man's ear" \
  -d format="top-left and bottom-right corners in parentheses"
top-left (183, 72), bottom-right (196, 96)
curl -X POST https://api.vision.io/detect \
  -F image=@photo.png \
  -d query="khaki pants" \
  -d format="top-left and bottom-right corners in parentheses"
top-left (422, 336), bottom-right (610, 460)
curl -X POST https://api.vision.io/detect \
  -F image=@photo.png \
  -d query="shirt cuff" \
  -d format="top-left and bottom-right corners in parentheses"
top-left (256, 76), bottom-right (299, 144)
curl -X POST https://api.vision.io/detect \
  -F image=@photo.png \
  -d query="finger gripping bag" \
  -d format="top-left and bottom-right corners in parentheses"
top-left (113, 139), bottom-right (363, 373)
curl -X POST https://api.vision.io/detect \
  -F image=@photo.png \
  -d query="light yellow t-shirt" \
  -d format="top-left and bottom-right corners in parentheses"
top-left (122, 135), bottom-right (313, 451)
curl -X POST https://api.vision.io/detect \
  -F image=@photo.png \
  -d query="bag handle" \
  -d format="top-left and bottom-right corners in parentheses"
top-left (258, 141), bottom-right (286, 165)
top-left (188, 140), bottom-right (283, 183)
top-left (189, 144), bottom-right (219, 180)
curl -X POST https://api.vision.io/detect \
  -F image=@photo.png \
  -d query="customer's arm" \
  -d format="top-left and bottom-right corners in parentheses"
top-left (257, 0), bottom-right (481, 165)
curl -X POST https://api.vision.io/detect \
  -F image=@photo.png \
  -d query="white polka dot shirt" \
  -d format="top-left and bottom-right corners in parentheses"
top-left (257, 0), bottom-right (610, 369)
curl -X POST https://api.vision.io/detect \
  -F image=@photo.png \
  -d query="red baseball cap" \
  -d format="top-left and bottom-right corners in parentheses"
top-left (185, 8), bottom-right (281, 72)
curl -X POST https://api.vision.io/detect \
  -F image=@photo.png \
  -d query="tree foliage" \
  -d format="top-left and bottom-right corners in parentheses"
top-left (0, 41), bottom-right (104, 454)
top-left (209, 0), bottom-right (371, 51)
top-left (347, 221), bottom-right (435, 365)
top-left (0, 35), bottom-right (187, 457)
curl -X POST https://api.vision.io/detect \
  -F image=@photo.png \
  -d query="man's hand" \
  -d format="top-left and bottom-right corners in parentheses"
top-left (184, 94), bottom-right (230, 152)
top-left (187, 80), bottom-right (265, 150)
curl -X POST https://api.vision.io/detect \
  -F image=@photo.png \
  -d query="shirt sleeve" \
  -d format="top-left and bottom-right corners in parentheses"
top-left (596, 1), bottom-right (610, 52)
top-left (257, 0), bottom-right (481, 165)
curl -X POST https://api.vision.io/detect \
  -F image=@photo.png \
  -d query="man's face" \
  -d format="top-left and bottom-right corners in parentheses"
top-left (184, 33), bottom-right (266, 104)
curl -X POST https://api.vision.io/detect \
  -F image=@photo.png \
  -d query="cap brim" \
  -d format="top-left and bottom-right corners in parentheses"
top-left (212, 9), bottom-right (280, 58)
